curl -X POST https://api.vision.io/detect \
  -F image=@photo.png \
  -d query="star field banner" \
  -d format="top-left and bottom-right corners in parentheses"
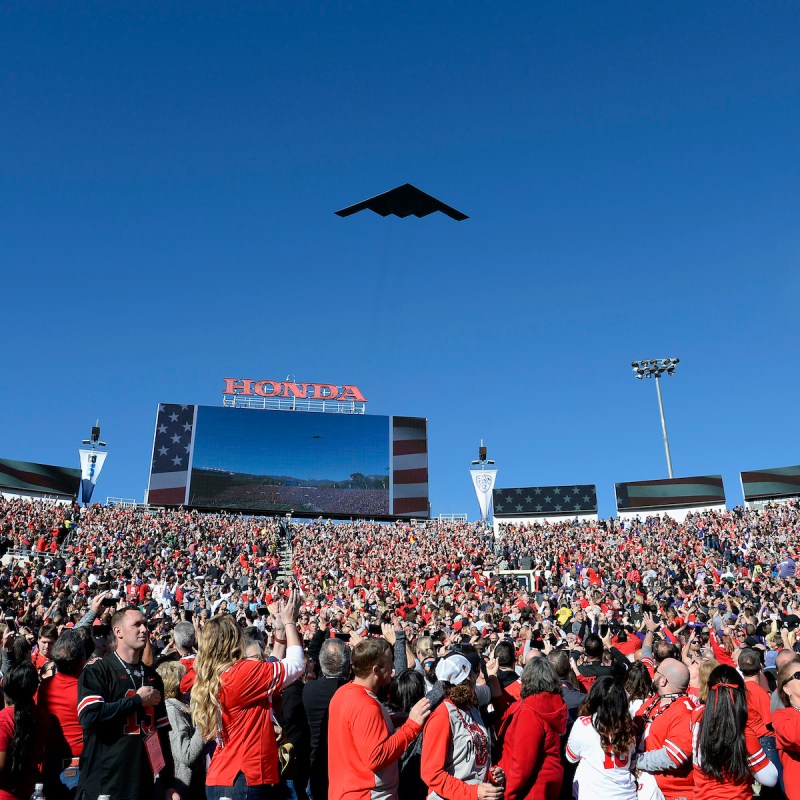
top-left (470, 469), bottom-right (497, 521)
top-left (493, 484), bottom-right (597, 517)
top-left (615, 475), bottom-right (725, 511)
top-left (146, 404), bottom-right (197, 505)
top-left (79, 449), bottom-right (107, 504)
top-left (741, 465), bottom-right (800, 501)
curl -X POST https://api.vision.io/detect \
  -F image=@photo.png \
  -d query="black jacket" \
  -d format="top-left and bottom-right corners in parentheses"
top-left (302, 675), bottom-right (347, 798)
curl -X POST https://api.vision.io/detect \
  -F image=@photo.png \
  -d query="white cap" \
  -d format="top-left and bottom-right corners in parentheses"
top-left (434, 654), bottom-right (471, 685)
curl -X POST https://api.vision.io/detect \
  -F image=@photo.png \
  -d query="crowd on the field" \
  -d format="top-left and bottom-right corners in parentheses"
top-left (1, 495), bottom-right (800, 799)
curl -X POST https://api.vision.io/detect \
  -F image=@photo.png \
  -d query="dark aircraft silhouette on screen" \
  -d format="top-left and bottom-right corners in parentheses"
top-left (335, 183), bottom-right (468, 221)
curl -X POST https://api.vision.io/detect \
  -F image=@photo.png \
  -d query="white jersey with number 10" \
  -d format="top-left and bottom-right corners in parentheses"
top-left (565, 715), bottom-right (637, 800)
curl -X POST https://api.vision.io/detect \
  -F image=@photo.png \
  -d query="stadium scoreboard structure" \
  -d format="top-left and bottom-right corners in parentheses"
top-left (493, 484), bottom-right (598, 520)
top-left (615, 474), bottom-right (726, 520)
top-left (146, 392), bottom-right (429, 519)
top-left (0, 457), bottom-right (80, 501)
top-left (741, 464), bottom-right (800, 506)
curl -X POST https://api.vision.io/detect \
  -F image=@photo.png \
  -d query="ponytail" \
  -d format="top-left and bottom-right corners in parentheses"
top-left (4, 663), bottom-right (40, 786)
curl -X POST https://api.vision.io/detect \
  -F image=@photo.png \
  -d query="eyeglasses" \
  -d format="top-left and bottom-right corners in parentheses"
top-left (788, 671), bottom-right (800, 684)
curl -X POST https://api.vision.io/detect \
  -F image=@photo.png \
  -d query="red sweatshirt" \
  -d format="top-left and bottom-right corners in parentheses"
top-left (328, 682), bottom-right (422, 800)
top-left (498, 692), bottom-right (567, 800)
top-left (773, 707), bottom-right (800, 800)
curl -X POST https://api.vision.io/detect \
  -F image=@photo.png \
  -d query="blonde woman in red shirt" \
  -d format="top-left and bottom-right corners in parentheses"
top-left (191, 590), bottom-right (305, 800)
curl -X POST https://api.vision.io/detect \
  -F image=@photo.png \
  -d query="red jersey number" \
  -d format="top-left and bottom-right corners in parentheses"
top-left (603, 752), bottom-right (629, 769)
top-left (122, 689), bottom-right (155, 735)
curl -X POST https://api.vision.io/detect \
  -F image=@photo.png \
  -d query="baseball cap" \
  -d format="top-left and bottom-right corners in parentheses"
top-left (435, 654), bottom-right (471, 685)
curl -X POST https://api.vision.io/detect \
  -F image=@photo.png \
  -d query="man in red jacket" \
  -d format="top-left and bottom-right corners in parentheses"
top-left (739, 648), bottom-right (781, 797)
top-left (38, 630), bottom-right (87, 800)
top-left (634, 658), bottom-right (695, 800)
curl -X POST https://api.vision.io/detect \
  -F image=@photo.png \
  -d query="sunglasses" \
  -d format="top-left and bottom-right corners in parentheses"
top-left (788, 671), bottom-right (800, 684)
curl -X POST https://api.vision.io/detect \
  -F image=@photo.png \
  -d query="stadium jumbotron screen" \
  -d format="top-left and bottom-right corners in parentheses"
top-left (146, 404), bottom-right (428, 519)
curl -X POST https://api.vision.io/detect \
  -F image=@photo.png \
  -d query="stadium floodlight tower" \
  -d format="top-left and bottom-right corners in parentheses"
top-left (631, 358), bottom-right (680, 479)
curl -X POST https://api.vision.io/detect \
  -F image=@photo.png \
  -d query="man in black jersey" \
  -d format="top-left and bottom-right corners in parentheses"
top-left (77, 606), bottom-right (180, 800)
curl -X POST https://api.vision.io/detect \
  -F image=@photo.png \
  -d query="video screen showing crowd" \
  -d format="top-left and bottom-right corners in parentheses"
top-left (2, 495), bottom-right (800, 800)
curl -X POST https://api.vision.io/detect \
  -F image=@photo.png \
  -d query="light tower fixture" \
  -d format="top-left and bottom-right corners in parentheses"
top-left (471, 439), bottom-right (495, 468)
top-left (631, 358), bottom-right (679, 380)
top-left (630, 358), bottom-right (680, 478)
top-left (81, 419), bottom-right (107, 448)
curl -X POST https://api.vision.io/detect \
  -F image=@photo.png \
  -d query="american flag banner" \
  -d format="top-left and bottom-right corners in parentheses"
top-left (146, 404), bottom-right (197, 505)
top-left (391, 416), bottom-right (429, 518)
top-left (493, 484), bottom-right (597, 517)
top-left (615, 474), bottom-right (725, 511)
top-left (741, 465), bottom-right (800, 501)
top-left (0, 458), bottom-right (80, 498)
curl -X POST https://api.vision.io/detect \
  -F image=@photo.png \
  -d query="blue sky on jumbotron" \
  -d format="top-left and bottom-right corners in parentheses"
top-left (191, 406), bottom-right (389, 481)
top-left (2, 3), bottom-right (799, 518)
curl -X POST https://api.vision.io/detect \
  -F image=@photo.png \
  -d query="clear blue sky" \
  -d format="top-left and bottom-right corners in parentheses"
top-left (2, 2), bottom-right (798, 517)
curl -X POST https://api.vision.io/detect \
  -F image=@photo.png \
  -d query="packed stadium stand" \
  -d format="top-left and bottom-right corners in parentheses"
top-left (3, 495), bottom-right (800, 799)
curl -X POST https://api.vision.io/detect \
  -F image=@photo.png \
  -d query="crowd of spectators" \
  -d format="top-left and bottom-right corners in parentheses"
top-left (0, 494), bottom-right (800, 799)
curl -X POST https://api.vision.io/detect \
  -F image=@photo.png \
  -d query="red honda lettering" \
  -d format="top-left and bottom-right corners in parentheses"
top-left (253, 380), bottom-right (281, 397)
top-left (337, 385), bottom-right (367, 402)
top-left (222, 378), bottom-right (254, 396)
